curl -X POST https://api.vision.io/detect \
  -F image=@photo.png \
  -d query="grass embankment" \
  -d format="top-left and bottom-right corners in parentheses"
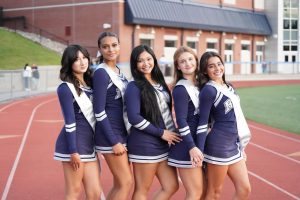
top-left (238, 85), bottom-right (300, 135)
top-left (0, 28), bottom-right (61, 69)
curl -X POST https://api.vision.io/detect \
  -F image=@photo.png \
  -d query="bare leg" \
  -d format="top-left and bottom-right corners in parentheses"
top-left (62, 162), bottom-right (84, 200)
top-left (104, 153), bottom-right (133, 200)
top-left (82, 160), bottom-right (102, 200)
top-left (132, 162), bottom-right (158, 200)
top-left (179, 167), bottom-right (203, 200)
top-left (204, 163), bottom-right (228, 200)
top-left (227, 160), bottom-right (251, 200)
top-left (153, 160), bottom-right (179, 200)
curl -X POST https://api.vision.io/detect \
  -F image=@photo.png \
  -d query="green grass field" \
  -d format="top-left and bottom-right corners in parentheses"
top-left (237, 84), bottom-right (300, 135)
top-left (0, 28), bottom-right (61, 69)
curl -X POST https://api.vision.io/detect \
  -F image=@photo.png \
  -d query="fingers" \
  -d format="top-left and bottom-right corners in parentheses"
top-left (71, 161), bottom-right (80, 171)
top-left (191, 156), bottom-right (203, 167)
top-left (168, 133), bottom-right (182, 145)
top-left (114, 145), bottom-right (127, 156)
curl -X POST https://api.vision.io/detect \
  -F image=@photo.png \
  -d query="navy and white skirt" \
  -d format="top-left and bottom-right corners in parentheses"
top-left (95, 132), bottom-right (127, 154)
top-left (168, 137), bottom-right (194, 168)
top-left (54, 119), bottom-right (97, 162)
top-left (127, 129), bottom-right (169, 163)
top-left (203, 128), bottom-right (243, 165)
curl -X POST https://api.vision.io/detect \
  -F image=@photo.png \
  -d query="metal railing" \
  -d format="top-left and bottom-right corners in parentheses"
top-left (2, 19), bottom-right (69, 46)
top-left (1, 62), bottom-right (299, 103)
top-left (0, 66), bottom-right (60, 102)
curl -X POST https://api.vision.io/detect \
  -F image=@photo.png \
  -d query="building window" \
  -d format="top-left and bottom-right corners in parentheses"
top-left (284, 20), bottom-right (290, 29)
top-left (187, 41), bottom-right (196, 49)
top-left (165, 40), bottom-right (177, 47)
top-left (285, 55), bottom-right (289, 62)
top-left (291, 45), bottom-right (298, 51)
top-left (65, 26), bottom-right (71, 36)
top-left (207, 42), bottom-right (216, 49)
top-left (241, 44), bottom-right (250, 50)
top-left (291, 31), bottom-right (298, 40)
top-left (225, 43), bottom-right (233, 50)
top-left (254, 0), bottom-right (264, 9)
top-left (291, 20), bottom-right (298, 29)
top-left (140, 39), bottom-right (153, 48)
top-left (283, 0), bottom-right (299, 53)
top-left (283, 45), bottom-right (290, 51)
top-left (224, 0), bottom-right (235, 4)
top-left (256, 45), bottom-right (264, 52)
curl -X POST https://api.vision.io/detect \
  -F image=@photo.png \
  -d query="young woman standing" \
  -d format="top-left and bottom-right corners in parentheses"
top-left (54, 44), bottom-right (102, 200)
top-left (125, 45), bottom-right (181, 200)
top-left (198, 51), bottom-right (251, 200)
top-left (93, 32), bottom-right (133, 200)
top-left (168, 46), bottom-right (205, 200)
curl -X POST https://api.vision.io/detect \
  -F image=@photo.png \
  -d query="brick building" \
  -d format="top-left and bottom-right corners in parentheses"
top-left (2, 0), bottom-right (291, 74)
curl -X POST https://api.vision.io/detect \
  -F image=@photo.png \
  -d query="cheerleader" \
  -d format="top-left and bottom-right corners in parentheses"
top-left (198, 51), bottom-right (251, 200)
top-left (168, 46), bottom-right (205, 200)
top-left (93, 32), bottom-right (133, 200)
top-left (54, 45), bottom-right (102, 200)
top-left (125, 45), bottom-right (181, 200)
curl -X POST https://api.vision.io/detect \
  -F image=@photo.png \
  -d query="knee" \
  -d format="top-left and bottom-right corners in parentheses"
top-left (120, 174), bottom-right (134, 190)
top-left (206, 186), bottom-right (223, 200)
top-left (66, 185), bottom-right (82, 199)
top-left (165, 179), bottom-right (179, 194)
top-left (85, 189), bottom-right (102, 200)
top-left (237, 183), bottom-right (251, 198)
top-left (186, 191), bottom-right (202, 200)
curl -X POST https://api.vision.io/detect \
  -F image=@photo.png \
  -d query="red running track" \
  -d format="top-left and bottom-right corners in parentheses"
top-left (0, 80), bottom-right (300, 200)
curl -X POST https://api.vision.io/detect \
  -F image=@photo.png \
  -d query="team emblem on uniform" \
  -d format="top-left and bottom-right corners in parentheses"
top-left (224, 99), bottom-right (233, 114)
top-left (115, 88), bottom-right (122, 99)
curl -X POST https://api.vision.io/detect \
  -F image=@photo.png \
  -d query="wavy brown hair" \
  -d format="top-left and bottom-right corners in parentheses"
top-left (60, 44), bottom-right (92, 95)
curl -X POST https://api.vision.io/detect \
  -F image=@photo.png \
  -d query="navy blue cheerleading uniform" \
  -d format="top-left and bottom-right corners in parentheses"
top-left (54, 83), bottom-right (97, 162)
top-left (93, 67), bottom-right (128, 153)
top-left (168, 84), bottom-right (200, 168)
top-left (197, 82), bottom-right (243, 165)
top-left (125, 81), bottom-right (171, 163)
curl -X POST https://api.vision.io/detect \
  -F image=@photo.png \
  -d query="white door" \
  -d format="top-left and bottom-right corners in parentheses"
top-left (241, 50), bottom-right (251, 74)
top-left (224, 50), bottom-right (233, 75)
top-left (256, 52), bottom-right (263, 74)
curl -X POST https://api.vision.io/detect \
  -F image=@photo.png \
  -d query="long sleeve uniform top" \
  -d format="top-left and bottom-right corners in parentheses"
top-left (173, 85), bottom-right (199, 151)
top-left (93, 68), bottom-right (127, 146)
top-left (125, 81), bottom-right (165, 137)
top-left (197, 84), bottom-right (238, 151)
top-left (57, 83), bottom-right (93, 153)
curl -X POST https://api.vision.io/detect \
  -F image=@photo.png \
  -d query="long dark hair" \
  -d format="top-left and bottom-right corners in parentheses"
top-left (130, 45), bottom-right (171, 126)
top-left (173, 46), bottom-right (199, 85)
top-left (97, 32), bottom-right (119, 64)
top-left (199, 51), bottom-right (227, 90)
top-left (60, 44), bottom-right (92, 95)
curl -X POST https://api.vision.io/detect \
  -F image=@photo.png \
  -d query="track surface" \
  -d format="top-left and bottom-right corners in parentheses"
top-left (1, 80), bottom-right (300, 200)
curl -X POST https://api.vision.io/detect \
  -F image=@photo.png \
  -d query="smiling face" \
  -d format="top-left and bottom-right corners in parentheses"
top-left (99, 36), bottom-right (120, 62)
top-left (72, 51), bottom-right (89, 76)
top-left (136, 51), bottom-right (155, 79)
top-left (177, 52), bottom-right (197, 77)
top-left (206, 56), bottom-right (225, 84)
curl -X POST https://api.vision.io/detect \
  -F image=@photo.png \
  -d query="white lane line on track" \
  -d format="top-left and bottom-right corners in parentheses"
top-left (1, 98), bottom-right (56, 200)
top-left (0, 100), bottom-right (27, 112)
top-left (249, 124), bottom-right (300, 143)
top-left (250, 142), bottom-right (300, 164)
top-left (248, 171), bottom-right (300, 200)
